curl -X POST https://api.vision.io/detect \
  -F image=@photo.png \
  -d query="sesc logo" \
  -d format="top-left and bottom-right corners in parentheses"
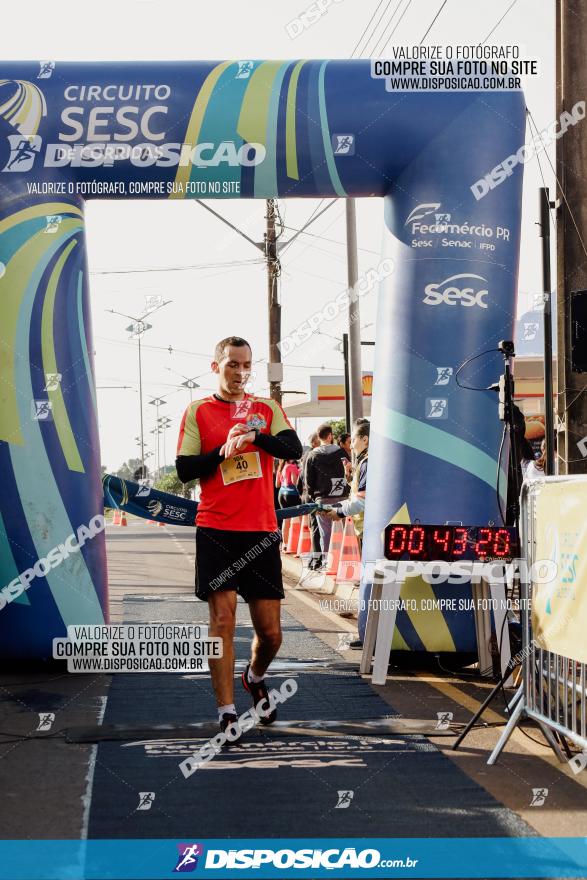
top-left (423, 273), bottom-right (489, 309)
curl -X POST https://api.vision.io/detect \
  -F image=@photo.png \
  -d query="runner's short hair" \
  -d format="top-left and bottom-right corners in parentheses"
top-left (317, 423), bottom-right (333, 441)
top-left (214, 336), bottom-right (252, 362)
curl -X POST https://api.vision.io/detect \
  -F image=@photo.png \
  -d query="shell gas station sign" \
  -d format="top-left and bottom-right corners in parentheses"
top-left (311, 374), bottom-right (373, 401)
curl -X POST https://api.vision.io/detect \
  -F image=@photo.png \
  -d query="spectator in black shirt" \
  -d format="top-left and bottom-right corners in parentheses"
top-left (305, 423), bottom-right (350, 566)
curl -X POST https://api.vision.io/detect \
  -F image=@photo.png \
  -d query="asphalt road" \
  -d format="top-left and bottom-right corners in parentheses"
top-left (1, 519), bottom-right (585, 856)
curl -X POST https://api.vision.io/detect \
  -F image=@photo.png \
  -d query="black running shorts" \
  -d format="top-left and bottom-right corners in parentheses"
top-left (194, 527), bottom-right (284, 602)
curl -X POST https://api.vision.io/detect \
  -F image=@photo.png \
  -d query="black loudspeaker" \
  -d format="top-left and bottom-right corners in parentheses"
top-left (571, 290), bottom-right (587, 372)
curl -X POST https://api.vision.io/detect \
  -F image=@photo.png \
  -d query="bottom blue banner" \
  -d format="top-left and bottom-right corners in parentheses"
top-left (0, 838), bottom-right (586, 879)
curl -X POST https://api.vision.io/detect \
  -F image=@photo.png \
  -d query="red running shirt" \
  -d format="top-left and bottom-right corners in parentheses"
top-left (176, 394), bottom-right (292, 531)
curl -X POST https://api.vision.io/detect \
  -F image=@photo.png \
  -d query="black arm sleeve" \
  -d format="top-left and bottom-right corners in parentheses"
top-left (176, 446), bottom-right (224, 483)
top-left (253, 429), bottom-right (303, 461)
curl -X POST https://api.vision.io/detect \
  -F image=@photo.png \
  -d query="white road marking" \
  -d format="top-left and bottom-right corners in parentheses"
top-left (80, 694), bottom-right (108, 840)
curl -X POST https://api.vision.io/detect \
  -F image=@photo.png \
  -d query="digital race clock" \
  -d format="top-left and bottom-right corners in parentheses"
top-left (383, 524), bottom-right (518, 562)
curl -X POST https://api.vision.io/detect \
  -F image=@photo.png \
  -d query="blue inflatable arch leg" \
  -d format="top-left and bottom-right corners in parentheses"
top-left (0, 61), bottom-right (525, 658)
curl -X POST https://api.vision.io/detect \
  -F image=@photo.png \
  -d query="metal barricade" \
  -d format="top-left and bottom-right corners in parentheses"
top-left (489, 475), bottom-right (587, 765)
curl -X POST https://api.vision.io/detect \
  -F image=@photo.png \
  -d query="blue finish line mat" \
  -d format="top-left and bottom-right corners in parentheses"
top-left (85, 597), bottom-right (532, 842)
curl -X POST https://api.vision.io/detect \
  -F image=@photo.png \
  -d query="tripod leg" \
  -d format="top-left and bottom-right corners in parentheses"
top-left (452, 677), bottom-right (519, 751)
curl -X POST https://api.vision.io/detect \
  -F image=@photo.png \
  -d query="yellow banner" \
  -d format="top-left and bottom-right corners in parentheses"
top-left (532, 480), bottom-right (587, 664)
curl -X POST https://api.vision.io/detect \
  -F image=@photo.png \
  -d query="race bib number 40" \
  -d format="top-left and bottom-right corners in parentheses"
top-left (220, 451), bottom-right (262, 486)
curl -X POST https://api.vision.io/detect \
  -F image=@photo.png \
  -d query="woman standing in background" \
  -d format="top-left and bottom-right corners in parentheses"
top-left (277, 458), bottom-right (301, 509)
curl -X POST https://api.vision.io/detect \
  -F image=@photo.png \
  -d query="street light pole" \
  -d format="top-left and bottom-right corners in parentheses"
top-left (158, 416), bottom-right (172, 476)
top-left (106, 299), bottom-right (172, 483)
top-left (181, 378), bottom-right (200, 402)
top-left (156, 399), bottom-right (160, 479)
top-left (148, 397), bottom-right (167, 481)
top-left (342, 332), bottom-right (351, 433)
top-left (315, 328), bottom-right (372, 432)
top-left (346, 199), bottom-right (363, 422)
top-left (150, 426), bottom-right (162, 480)
top-left (164, 368), bottom-right (200, 403)
top-left (137, 330), bottom-right (145, 479)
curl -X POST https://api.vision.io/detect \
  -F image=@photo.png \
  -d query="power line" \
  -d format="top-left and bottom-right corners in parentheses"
top-left (358, 0), bottom-right (400, 57)
top-left (289, 0), bottom-right (399, 249)
top-left (526, 108), bottom-right (587, 262)
top-left (90, 258), bottom-right (263, 276)
top-left (281, 225), bottom-right (380, 255)
top-left (285, 264), bottom-right (367, 287)
top-left (193, 199), bottom-right (263, 251)
top-left (284, 240), bottom-right (349, 264)
top-left (95, 335), bottom-right (213, 359)
top-left (280, 362), bottom-right (342, 371)
top-left (279, 199), bottom-right (339, 255)
top-left (373, 0), bottom-right (413, 56)
top-left (419, 0), bottom-right (449, 45)
top-left (281, 203), bottom-right (347, 268)
top-left (351, 0), bottom-right (387, 56)
top-left (291, 0), bottom-right (402, 234)
top-left (482, 0), bottom-right (520, 44)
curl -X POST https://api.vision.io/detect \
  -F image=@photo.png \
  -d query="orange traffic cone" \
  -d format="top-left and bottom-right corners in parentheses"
top-left (285, 517), bottom-right (301, 553)
top-left (120, 511), bottom-right (128, 527)
top-left (335, 518), bottom-right (361, 584)
top-left (157, 520), bottom-right (165, 527)
top-left (296, 515), bottom-right (312, 557)
top-left (326, 517), bottom-right (344, 575)
top-left (112, 509), bottom-right (121, 525)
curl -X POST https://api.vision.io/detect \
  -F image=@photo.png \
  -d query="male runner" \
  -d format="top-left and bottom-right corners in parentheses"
top-left (176, 337), bottom-right (302, 734)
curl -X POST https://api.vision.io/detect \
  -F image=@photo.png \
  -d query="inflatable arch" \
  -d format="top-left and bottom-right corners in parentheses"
top-left (0, 61), bottom-right (525, 658)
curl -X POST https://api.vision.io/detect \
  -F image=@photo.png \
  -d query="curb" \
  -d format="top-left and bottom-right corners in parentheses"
top-left (281, 552), bottom-right (359, 618)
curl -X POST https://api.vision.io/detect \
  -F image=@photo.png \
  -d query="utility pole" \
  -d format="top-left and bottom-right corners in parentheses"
top-left (539, 188), bottom-right (556, 476)
top-left (265, 199), bottom-right (282, 403)
top-left (556, 0), bottom-right (587, 474)
top-left (346, 199), bottom-right (363, 423)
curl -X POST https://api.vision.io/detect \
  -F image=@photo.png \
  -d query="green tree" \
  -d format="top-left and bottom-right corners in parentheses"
top-left (115, 458), bottom-right (147, 481)
top-left (155, 469), bottom-right (197, 500)
top-left (115, 461), bottom-right (133, 480)
top-left (330, 417), bottom-right (347, 440)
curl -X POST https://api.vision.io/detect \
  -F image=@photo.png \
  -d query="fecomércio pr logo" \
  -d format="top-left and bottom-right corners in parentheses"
top-left (174, 843), bottom-right (204, 872)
